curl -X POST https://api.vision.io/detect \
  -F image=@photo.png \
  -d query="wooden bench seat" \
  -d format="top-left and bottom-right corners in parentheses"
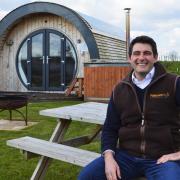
top-left (7, 136), bottom-right (146, 180)
top-left (7, 136), bottom-right (100, 167)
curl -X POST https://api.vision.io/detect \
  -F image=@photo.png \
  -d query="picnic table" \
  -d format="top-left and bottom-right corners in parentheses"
top-left (7, 102), bottom-right (146, 180)
top-left (7, 102), bottom-right (107, 179)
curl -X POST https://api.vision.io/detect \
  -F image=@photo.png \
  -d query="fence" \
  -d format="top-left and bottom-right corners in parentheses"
top-left (158, 55), bottom-right (180, 61)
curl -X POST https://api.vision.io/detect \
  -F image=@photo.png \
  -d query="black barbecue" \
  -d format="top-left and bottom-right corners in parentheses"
top-left (0, 95), bottom-right (28, 125)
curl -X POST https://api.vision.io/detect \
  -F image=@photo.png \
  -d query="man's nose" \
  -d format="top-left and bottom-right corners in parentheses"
top-left (139, 53), bottom-right (145, 59)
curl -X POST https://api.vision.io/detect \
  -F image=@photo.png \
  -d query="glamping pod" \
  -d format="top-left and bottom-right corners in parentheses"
top-left (0, 2), bottom-right (128, 100)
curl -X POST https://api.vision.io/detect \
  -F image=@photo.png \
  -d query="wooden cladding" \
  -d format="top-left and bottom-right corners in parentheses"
top-left (93, 33), bottom-right (126, 61)
top-left (0, 14), bottom-right (87, 92)
top-left (84, 64), bottom-right (131, 101)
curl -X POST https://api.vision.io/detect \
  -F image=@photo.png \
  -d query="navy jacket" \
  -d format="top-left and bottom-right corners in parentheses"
top-left (101, 77), bottom-right (180, 153)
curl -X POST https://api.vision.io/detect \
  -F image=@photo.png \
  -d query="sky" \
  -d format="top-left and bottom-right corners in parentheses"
top-left (0, 0), bottom-right (180, 56)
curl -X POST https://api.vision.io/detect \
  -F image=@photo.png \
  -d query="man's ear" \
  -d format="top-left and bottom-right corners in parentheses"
top-left (154, 55), bottom-right (158, 61)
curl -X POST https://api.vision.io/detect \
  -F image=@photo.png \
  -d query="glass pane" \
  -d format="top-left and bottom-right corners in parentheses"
top-left (65, 40), bottom-right (76, 85)
top-left (31, 33), bottom-right (43, 87)
top-left (18, 40), bottom-right (28, 84)
top-left (49, 33), bottom-right (61, 87)
top-left (49, 33), bottom-right (61, 57)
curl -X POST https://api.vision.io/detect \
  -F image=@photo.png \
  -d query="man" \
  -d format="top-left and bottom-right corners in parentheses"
top-left (79, 35), bottom-right (180, 180)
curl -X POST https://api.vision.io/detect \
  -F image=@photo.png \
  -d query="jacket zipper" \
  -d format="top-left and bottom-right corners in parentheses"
top-left (140, 74), bottom-right (167, 156)
top-left (140, 111), bottom-right (146, 156)
top-left (121, 82), bottom-right (146, 156)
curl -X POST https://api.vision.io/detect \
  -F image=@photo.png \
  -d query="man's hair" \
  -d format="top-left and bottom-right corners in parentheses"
top-left (128, 35), bottom-right (158, 57)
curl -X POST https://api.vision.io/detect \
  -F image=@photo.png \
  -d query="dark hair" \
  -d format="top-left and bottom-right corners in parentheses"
top-left (128, 35), bottom-right (158, 57)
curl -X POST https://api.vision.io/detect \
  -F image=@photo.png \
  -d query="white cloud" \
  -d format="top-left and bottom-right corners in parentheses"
top-left (0, 0), bottom-right (180, 55)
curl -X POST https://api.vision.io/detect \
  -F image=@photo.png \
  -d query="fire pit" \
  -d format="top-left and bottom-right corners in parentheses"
top-left (0, 95), bottom-right (28, 125)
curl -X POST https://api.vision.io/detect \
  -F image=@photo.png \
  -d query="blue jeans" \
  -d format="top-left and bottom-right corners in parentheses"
top-left (78, 150), bottom-right (180, 180)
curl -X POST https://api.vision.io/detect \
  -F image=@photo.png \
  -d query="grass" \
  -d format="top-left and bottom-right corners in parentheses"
top-left (160, 61), bottom-right (180, 75)
top-left (0, 101), bottom-right (100, 180)
top-left (0, 61), bottom-right (179, 179)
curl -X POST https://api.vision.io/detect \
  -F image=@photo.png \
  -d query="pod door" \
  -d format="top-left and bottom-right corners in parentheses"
top-left (17, 29), bottom-right (77, 91)
top-left (45, 30), bottom-right (64, 90)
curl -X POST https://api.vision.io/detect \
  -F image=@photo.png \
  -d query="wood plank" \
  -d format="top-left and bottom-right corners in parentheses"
top-left (98, 54), bottom-right (126, 60)
top-left (19, 135), bottom-right (99, 160)
top-left (93, 33), bottom-right (125, 43)
top-left (7, 136), bottom-right (100, 167)
top-left (40, 102), bottom-right (107, 125)
top-left (96, 41), bottom-right (123, 46)
top-left (98, 47), bottom-right (126, 53)
top-left (99, 51), bottom-right (125, 57)
top-left (62, 135), bottom-right (89, 147)
top-left (97, 41), bottom-right (126, 48)
top-left (65, 78), bottom-right (78, 96)
top-left (84, 67), bottom-right (90, 97)
top-left (98, 53), bottom-right (126, 58)
top-left (96, 41), bottom-right (125, 49)
top-left (98, 44), bottom-right (125, 52)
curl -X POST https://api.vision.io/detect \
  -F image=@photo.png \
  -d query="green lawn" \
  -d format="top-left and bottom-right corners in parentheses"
top-left (160, 61), bottom-right (180, 75)
top-left (1, 61), bottom-right (179, 179)
top-left (0, 101), bottom-right (100, 180)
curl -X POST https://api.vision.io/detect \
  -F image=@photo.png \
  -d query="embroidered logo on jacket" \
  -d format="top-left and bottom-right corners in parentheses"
top-left (150, 92), bottom-right (169, 98)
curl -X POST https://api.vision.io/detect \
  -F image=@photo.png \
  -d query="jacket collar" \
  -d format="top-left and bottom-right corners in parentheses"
top-left (123, 62), bottom-right (167, 84)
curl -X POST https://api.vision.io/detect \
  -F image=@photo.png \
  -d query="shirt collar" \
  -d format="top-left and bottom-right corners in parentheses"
top-left (132, 66), bottom-right (155, 87)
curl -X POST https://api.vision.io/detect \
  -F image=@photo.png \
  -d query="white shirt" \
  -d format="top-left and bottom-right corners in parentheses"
top-left (132, 67), bottom-right (155, 89)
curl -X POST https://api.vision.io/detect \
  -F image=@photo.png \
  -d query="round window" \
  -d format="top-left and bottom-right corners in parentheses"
top-left (16, 29), bottom-right (77, 91)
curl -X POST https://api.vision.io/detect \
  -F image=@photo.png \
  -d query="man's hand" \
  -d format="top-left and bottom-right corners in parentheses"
top-left (104, 151), bottom-right (121, 180)
top-left (157, 151), bottom-right (180, 164)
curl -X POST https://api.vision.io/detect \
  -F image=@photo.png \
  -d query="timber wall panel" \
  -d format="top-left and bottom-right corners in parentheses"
top-left (84, 65), bottom-right (131, 100)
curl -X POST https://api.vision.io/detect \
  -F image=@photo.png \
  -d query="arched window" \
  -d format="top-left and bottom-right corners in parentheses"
top-left (16, 29), bottom-right (77, 91)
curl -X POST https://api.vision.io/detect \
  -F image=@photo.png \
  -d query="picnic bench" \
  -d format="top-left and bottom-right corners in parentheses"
top-left (7, 102), bottom-right (146, 180)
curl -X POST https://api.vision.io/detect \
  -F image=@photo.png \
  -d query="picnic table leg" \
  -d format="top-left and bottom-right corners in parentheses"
top-left (31, 119), bottom-right (71, 180)
top-left (87, 125), bottom-right (102, 143)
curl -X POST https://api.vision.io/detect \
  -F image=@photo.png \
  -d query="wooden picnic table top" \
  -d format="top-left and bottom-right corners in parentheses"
top-left (39, 102), bottom-right (108, 125)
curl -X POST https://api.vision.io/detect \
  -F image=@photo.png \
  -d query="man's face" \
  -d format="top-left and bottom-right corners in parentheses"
top-left (128, 43), bottom-right (158, 80)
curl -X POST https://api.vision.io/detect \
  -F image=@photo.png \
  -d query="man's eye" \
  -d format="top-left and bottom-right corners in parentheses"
top-left (132, 51), bottom-right (152, 56)
top-left (144, 51), bottom-right (152, 55)
top-left (133, 52), bottom-right (140, 55)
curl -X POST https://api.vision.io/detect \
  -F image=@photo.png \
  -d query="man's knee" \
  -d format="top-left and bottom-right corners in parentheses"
top-left (78, 168), bottom-right (91, 180)
top-left (78, 157), bottom-right (106, 180)
top-left (147, 161), bottom-right (180, 179)
top-left (78, 165), bottom-right (105, 180)
top-left (161, 161), bottom-right (180, 172)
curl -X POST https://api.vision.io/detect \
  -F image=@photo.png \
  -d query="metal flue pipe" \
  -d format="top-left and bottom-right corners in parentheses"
top-left (124, 8), bottom-right (131, 59)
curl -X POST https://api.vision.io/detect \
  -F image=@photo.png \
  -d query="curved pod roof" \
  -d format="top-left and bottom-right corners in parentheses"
top-left (0, 1), bottom-right (100, 59)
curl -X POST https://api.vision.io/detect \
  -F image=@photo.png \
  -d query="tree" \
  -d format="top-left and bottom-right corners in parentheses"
top-left (168, 51), bottom-right (178, 61)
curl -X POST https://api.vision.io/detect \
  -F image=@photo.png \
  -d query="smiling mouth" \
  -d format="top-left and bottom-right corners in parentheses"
top-left (137, 63), bottom-right (147, 66)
